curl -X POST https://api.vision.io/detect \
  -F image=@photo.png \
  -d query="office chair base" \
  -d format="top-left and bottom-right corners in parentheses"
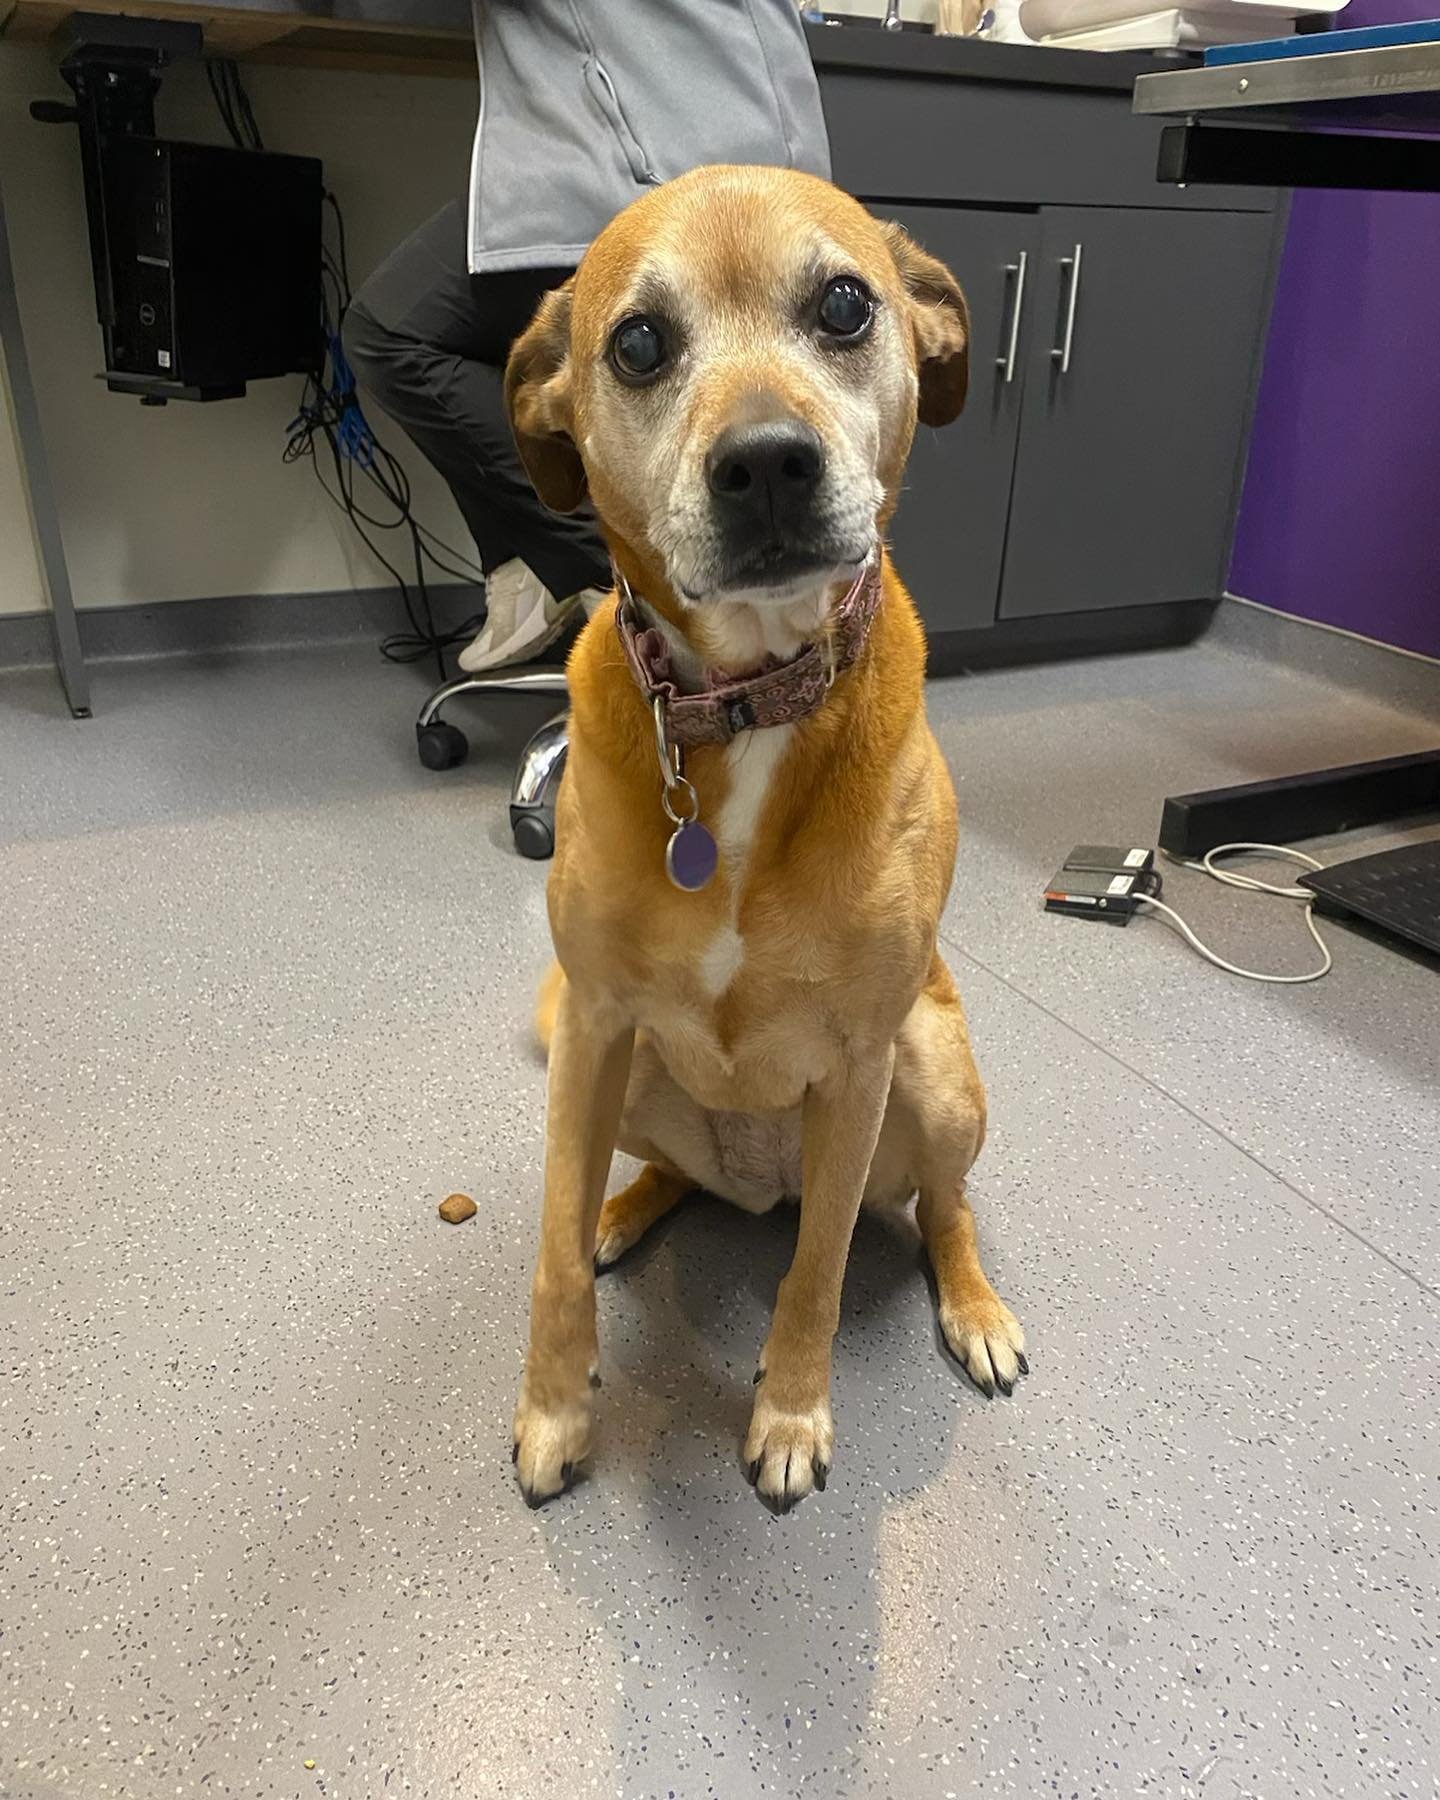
top-left (416, 721), bottom-right (468, 770)
top-left (510, 806), bottom-right (555, 860)
top-left (508, 708), bottom-right (569, 860)
top-left (415, 665), bottom-right (570, 858)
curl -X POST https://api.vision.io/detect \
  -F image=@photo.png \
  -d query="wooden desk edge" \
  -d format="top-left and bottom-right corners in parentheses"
top-left (1, 0), bottom-right (476, 77)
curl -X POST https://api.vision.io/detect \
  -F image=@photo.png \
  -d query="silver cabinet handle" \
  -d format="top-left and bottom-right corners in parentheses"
top-left (1051, 242), bottom-right (1083, 374)
top-left (994, 251), bottom-right (1028, 385)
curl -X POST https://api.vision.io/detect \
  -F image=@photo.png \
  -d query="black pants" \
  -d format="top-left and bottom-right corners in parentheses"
top-left (341, 200), bottom-right (608, 601)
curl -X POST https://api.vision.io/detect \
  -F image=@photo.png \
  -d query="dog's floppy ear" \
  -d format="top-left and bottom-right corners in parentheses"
top-left (504, 279), bottom-right (587, 513)
top-left (883, 222), bottom-right (971, 428)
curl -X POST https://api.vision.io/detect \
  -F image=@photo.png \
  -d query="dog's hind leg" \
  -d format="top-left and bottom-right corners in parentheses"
top-left (533, 960), bottom-right (564, 1057)
top-left (916, 1185), bottom-right (1026, 1398)
top-left (595, 1164), bottom-right (692, 1270)
top-left (893, 956), bottom-right (1028, 1399)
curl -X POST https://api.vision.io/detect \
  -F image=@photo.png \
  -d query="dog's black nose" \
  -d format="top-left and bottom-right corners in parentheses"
top-left (706, 421), bottom-right (825, 527)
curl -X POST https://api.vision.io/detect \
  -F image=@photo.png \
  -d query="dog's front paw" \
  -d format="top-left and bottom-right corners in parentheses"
top-left (512, 1374), bottom-right (594, 1508)
top-left (940, 1290), bottom-right (1028, 1398)
top-left (743, 1383), bottom-right (834, 1514)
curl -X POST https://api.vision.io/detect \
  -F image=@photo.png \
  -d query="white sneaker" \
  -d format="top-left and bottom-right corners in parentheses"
top-left (457, 560), bottom-right (604, 673)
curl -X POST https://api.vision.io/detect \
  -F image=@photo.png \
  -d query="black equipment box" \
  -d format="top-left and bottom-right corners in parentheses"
top-left (98, 135), bottom-right (322, 399)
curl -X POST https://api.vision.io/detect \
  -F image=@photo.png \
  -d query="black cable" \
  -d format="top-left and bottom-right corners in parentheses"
top-left (205, 60), bottom-right (246, 151)
top-left (202, 53), bottom-right (487, 680)
top-left (324, 191), bottom-right (351, 294)
top-left (412, 521), bottom-right (487, 585)
top-left (279, 186), bottom-right (485, 678)
top-left (228, 60), bottom-right (264, 151)
top-left (205, 59), bottom-right (264, 153)
top-left (285, 388), bottom-right (482, 673)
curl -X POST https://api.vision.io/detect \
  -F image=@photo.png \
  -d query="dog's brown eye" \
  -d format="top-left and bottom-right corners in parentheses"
top-left (610, 316), bottom-right (666, 380)
top-left (817, 277), bottom-right (873, 340)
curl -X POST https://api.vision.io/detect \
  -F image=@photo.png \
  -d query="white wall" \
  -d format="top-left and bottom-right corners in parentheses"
top-left (0, 46), bottom-right (480, 617)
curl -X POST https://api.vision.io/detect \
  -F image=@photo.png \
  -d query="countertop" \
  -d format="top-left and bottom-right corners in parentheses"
top-left (0, 0), bottom-right (1193, 91)
top-left (806, 22), bottom-right (1189, 94)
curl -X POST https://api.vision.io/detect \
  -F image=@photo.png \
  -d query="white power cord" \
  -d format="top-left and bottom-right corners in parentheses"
top-left (1136, 842), bottom-right (1333, 985)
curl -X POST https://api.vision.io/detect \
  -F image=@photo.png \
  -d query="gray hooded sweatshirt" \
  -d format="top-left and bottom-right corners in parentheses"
top-left (467, 1), bottom-right (831, 273)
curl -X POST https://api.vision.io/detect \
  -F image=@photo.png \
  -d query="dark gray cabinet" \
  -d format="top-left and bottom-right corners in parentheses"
top-left (883, 204), bottom-right (1037, 634)
top-left (873, 200), bottom-right (1276, 634)
top-left (999, 206), bottom-right (1275, 619)
top-left (817, 37), bottom-right (1283, 650)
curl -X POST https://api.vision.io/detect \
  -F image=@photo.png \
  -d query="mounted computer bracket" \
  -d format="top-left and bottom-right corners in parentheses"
top-left (29, 14), bottom-right (321, 403)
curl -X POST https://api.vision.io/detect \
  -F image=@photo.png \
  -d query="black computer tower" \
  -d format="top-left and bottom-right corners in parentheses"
top-left (99, 135), bottom-right (322, 399)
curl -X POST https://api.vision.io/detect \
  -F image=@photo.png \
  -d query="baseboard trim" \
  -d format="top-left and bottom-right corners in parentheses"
top-left (0, 583), bottom-right (485, 672)
top-left (1223, 592), bottom-right (1440, 668)
top-left (4, 586), bottom-right (1218, 680)
top-left (1212, 593), bottom-right (1440, 721)
top-left (15, 586), bottom-right (1426, 713)
top-left (928, 598), bottom-right (1216, 675)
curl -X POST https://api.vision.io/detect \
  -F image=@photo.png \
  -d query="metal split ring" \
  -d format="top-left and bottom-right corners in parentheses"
top-left (652, 695), bottom-right (684, 790)
top-left (661, 773), bottom-right (701, 828)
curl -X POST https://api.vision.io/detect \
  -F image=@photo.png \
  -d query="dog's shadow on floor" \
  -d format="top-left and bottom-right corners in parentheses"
top-left (585, 1178), bottom-right (989, 1492)
top-left (532, 1175), bottom-right (992, 1767)
top-left (594, 1184), bottom-right (921, 1395)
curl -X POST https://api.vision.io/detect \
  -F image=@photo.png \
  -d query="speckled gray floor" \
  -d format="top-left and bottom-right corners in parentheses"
top-left (3, 625), bottom-right (1439, 1800)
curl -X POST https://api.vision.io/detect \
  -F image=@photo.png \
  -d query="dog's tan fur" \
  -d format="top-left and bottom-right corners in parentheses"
top-left (507, 167), bottom-right (1024, 1510)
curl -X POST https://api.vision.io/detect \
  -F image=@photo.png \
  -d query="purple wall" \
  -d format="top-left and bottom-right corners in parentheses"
top-left (1227, 0), bottom-right (1440, 660)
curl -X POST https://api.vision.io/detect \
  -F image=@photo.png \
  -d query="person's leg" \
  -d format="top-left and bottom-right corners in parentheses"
top-left (342, 200), bottom-right (608, 601)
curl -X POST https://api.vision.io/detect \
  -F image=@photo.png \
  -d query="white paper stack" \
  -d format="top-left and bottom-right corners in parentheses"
top-left (1019, 0), bottom-right (1348, 50)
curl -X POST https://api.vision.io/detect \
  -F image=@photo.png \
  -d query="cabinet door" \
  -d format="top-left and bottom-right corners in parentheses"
top-left (999, 206), bottom-right (1273, 619)
top-left (878, 204), bottom-right (1038, 634)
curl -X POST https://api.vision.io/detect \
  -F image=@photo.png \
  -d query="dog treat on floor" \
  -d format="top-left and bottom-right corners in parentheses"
top-left (438, 1192), bottom-right (477, 1224)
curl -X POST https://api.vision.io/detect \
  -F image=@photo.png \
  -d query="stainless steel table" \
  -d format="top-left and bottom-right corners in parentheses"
top-left (1132, 38), bottom-right (1440, 915)
top-left (1135, 33), bottom-right (1440, 131)
top-left (1135, 34), bottom-right (1440, 188)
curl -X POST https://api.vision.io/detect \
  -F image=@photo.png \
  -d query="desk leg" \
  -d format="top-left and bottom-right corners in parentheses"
top-left (0, 176), bottom-right (91, 720)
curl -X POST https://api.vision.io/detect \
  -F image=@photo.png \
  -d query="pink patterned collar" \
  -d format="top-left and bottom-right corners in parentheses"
top-left (614, 556), bottom-right (883, 748)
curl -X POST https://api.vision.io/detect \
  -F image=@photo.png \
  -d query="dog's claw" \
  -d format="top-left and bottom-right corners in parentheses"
top-left (518, 1458), bottom-right (577, 1509)
top-left (745, 1393), bottom-right (833, 1512)
top-left (752, 1367), bottom-right (764, 1385)
top-left (511, 1441), bottom-right (519, 1464)
top-left (589, 1369), bottom-right (602, 1389)
top-left (512, 1387), bottom-right (592, 1508)
top-left (940, 1304), bottom-right (1027, 1403)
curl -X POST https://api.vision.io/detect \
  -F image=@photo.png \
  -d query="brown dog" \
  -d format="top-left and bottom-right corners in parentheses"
top-left (505, 165), bottom-right (1026, 1512)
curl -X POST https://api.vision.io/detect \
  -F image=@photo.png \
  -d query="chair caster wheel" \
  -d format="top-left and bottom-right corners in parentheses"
top-left (511, 806), bottom-right (555, 860)
top-left (417, 722), bottom-right (468, 770)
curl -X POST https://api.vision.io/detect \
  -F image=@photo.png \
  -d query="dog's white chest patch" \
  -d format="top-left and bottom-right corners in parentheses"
top-left (699, 925), bottom-right (746, 996)
top-left (698, 725), bottom-right (794, 999)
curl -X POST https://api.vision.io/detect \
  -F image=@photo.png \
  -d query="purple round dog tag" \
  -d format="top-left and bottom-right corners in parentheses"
top-left (665, 820), bottom-right (719, 892)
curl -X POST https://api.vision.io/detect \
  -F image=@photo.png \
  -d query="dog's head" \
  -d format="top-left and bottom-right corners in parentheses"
top-left (505, 165), bottom-right (968, 656)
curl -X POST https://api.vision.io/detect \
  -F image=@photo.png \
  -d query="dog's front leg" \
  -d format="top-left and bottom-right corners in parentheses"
top-left (746, 1046), bottom-right (895, 1512)
top-left (513, 981), bottom-right (634, 1506)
